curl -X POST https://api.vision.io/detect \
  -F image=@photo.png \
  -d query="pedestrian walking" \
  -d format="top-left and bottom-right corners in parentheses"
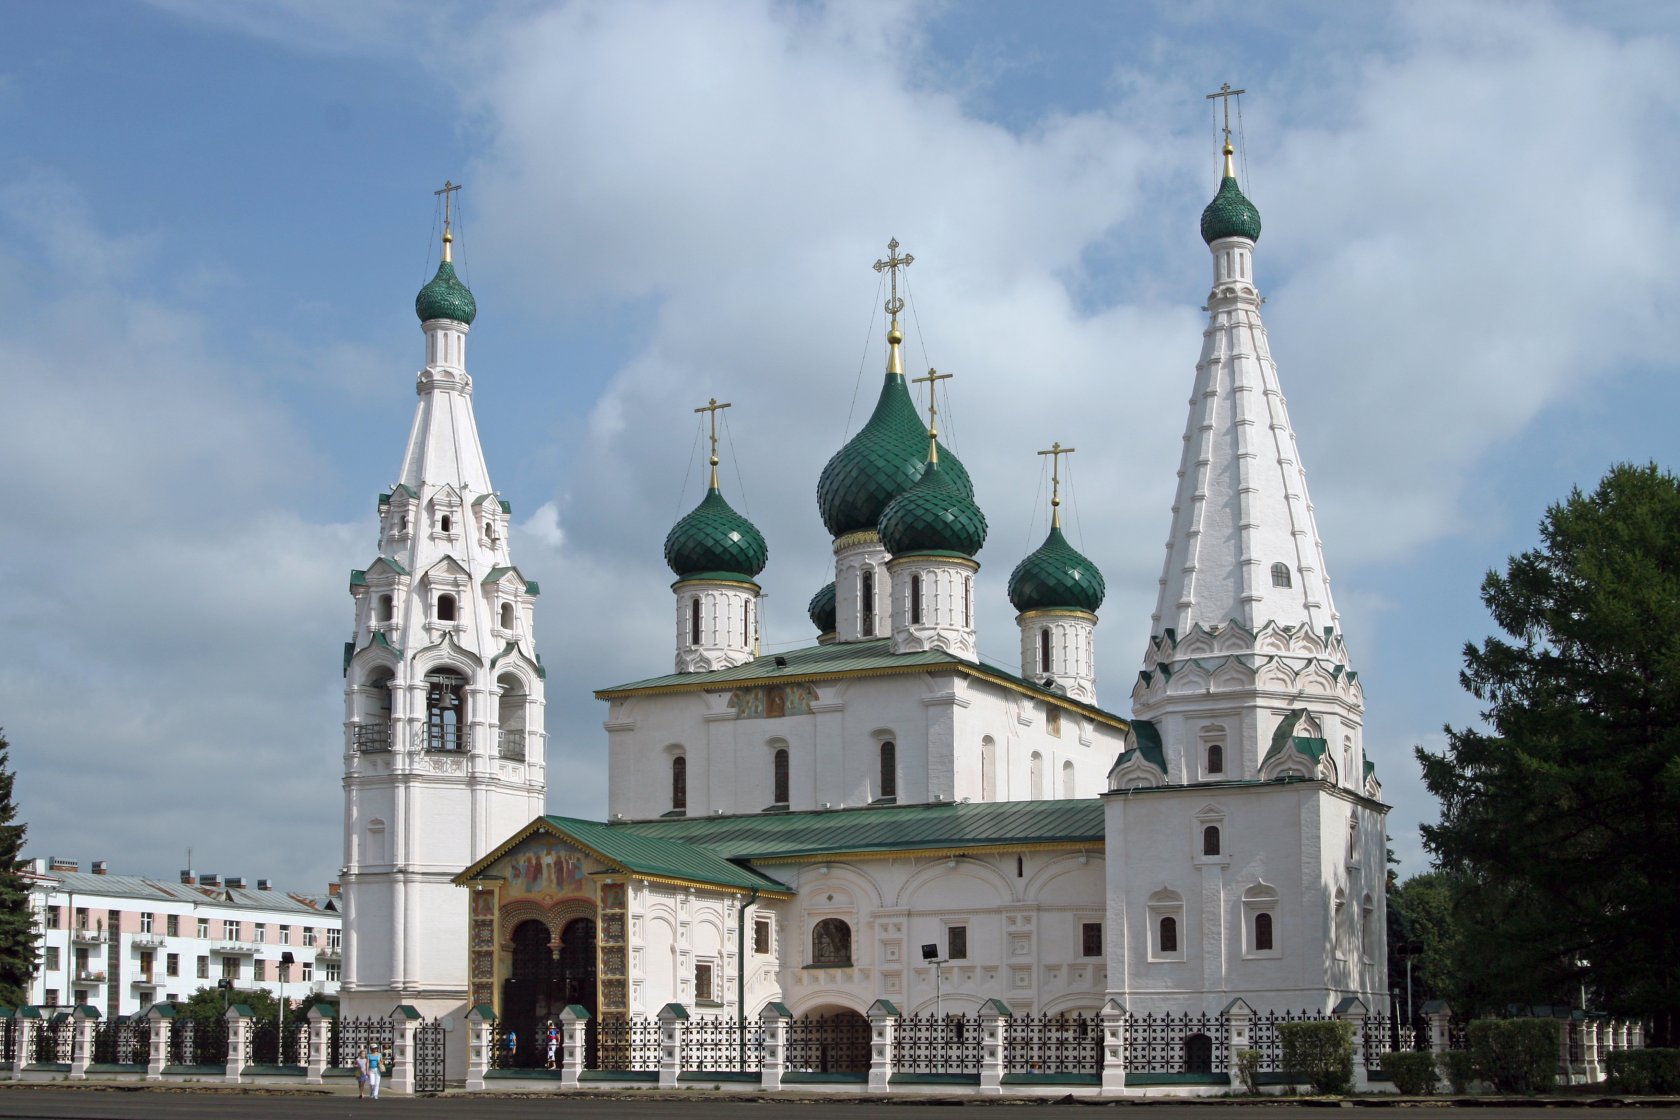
top-left (367, 1043), bottom-right (383, 1100)
top-left (356, 1048), bottom-right (369, 1098)
top-left (506, 1026), bottom-right (518, 1067)
top-left (546, 1020), bottom-right (558, 1069)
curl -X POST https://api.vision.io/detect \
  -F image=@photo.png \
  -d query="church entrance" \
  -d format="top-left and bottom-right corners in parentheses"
top-left (500, 917), bottom-right (596, 1068)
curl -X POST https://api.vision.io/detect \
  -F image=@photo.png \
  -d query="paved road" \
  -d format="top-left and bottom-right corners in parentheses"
top-left (3, 1088), bottom-right (1680, 1120)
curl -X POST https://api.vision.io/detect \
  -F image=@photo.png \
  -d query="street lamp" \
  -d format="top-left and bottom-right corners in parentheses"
top-left (279, 952), bottom-right (295, 1064)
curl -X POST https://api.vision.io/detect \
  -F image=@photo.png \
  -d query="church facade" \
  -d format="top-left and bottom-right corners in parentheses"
top-left (345, 143), bottom-right (1388, 1075)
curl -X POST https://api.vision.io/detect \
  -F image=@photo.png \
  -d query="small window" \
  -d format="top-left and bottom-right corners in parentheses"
top-left (1016, 855), bottom-right (1023, 878)
top-left (44, 947), bottom-right (60, 971)
top-left (910, 574), bottom-right (922, 624)
top-left (166, 915), bottom-right (179, 937)
top-left (879, 741), bottom-right (896, 799)
top-left (773, 748), bottom-right (789, 805)
top-left (166, 953), bottom-right (179, 977)
top-left (1202, 825), bottom-right (1221, 857)
top-left (223, 919), bottom-right (239, 940)
top-left (690, 598), bottom-right (701, 645)
top-left (197, 955), bottom-right (209, 979)
top-left (671, 756), bottom-right (688, 812)
top-left (754, 918), bottom-right (772, 955)
top-left (500, 602), bottom-right (514, 631)
top-left (947, 925), bottom-right (968, 960)
top-left (1254, 912), bottom-right (1274, 952)
top-left (437, 593), bottom-right (457, 622)
top-left (197, 918), bottom-right (209, 939)
top-left (141, 912), bottom-right (153, 933)
top-left (1207, 744), bottom-right (1224, 774)
top-left (811, 918), bottom-right (852, 966)
top-left (1039, 628), bottom-right (1051, 674)
top-left (254, 959), bottom-right (266, 982)
top-left (1082, 922), bottom-right (1103, 958)
top-left (254, 923), bottom-right (266, 943)
top-left (694, 961), bottom-right (715, 1002)
top-left (1159, 915), bottom-right (1178, 954)
top-left (440, 514), bottom-right (453, 533)
top-left (860, 571), bottom-right (875, 637)
top-left (302, 962), bottom-right (314, 982)
top-left (1271, 563), bottom-right (1291, 588)
top-left (377, 594), bottom-right (393, 623)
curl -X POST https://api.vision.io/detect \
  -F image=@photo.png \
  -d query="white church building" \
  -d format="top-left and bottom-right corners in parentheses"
top-left (339, 140), bottom-right (1389, 1083)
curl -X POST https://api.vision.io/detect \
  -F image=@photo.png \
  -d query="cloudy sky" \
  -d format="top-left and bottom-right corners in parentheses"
top-left (3, 1), bottom-right (1676, 893)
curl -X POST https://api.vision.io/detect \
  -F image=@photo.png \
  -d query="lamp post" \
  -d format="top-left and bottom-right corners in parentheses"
top-left (921, 943), bottom-right (949, 1068)
top-left (279, 951), bottom-right (295, 1064)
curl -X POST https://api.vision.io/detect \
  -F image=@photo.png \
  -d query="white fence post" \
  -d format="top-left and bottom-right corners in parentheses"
top-left (223, 1003), bottom-right (250, 1084)
top-left (1334, 997), bottom-right (1369, 1092)
top-left (1223, 998), bottom-right (1254, 1091)
top-left (658, 1003), bottom-right (687, 1088)
top-left (69, 1005), bottom-right (98, 1081)
top-left (759, 1002), bottom-right (789, 1091)
top-left (1100, 998), bottom-right (1127, 1094)
top-left (978, 998), bottom-right (1009, 1093)
top-left (388, 1006), bottom-right (420, 1096)
top-left (867, 999), bottom-right (899, 1094)
top-left (306, 1004), bottom-right (331, 1084)
top-left (465, 1004), bottom-right (493, 1092)
top-left (143, 1005), bottom-right (170, 1081)
top-left (559, 1004), bottom-right (588, 1087)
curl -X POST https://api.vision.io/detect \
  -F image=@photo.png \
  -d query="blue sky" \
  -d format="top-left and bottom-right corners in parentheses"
top-left (2, 0), bottom-right (1676, 892)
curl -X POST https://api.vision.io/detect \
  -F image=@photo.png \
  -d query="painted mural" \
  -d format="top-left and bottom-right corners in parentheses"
top-left (728, 682), bottom-right (819, 719)
top-left (498, 838), bottom-right (589, 898)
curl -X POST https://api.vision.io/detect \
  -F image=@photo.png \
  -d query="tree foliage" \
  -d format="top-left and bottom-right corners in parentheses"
top-left (0, 729), bottom-right (38, 1007)
top-left (1417, 463), bottom-right (1680, 1040)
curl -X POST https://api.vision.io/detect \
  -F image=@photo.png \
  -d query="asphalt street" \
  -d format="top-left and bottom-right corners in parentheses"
top-left (3, 1089), bottom-right (1680, 1120)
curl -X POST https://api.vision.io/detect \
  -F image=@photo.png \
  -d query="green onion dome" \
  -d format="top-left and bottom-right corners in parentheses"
top-left (878, 457), bottom-right (987, 558)
top-left (415, 257), bottom-right (478, 325)
top-left (817, 372), bottom-right (972, 538)
top-left (664, 486), bottom-right (768, 582)
top-left (1200, 144), bottom-right (1261, 245)
top-left (808, 582), bottom-right (837, 634)
top-left (1007, 524), bottom-right (1105, 614)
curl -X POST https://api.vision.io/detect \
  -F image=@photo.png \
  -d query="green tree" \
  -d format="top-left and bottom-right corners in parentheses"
top-left (1417, 462), bottom-right (1680, 1041)
top-left (0, 730), bottom-right (38, 1007)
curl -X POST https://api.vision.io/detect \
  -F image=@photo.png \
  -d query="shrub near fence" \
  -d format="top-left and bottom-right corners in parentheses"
top-left (1607, 1049), bottom-right (1680, 1095)
top-left (1379, 1050), bottom-right (1438, 1095)
top-left (1278, 1020), bottom-right (1354, 1094)
top-left (1467, 1018), bottom-right (1561, 1094)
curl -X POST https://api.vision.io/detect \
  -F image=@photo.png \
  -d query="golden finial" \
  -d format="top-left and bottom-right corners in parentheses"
top-left (1205, 83), bottom-right (1246, 178)
top-left (1037, 442), bottom-right (1076, 529)
top-left (911, 368), bottom-right (953, 465)
top-left (873, 238), bottom-right (914, 376)
top-left (694, 397), bottom-right (732, 490)
top-left (434, 180), bottom-right (462, 262)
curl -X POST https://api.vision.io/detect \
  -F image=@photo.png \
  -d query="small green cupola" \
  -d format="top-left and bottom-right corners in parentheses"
top-left (416, 230), bottom-right (479, 325)
top-left (808, 582), bottom-right (837, 638)
top-left (664, 486), bottom-right (767, 582)
top-left (878, 455), bottom-right (986, 558)
top-left (1009, 524), bottom-right (1105, 614)
top-left (1199, 142), bottom-right (1262, 245)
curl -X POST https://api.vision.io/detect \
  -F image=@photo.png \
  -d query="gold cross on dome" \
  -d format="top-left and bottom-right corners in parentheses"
top-left (873, 237), bottom-right (914, 318)
top-left (911, 367), bottom-right (953, 461)
top-left (1205, 83), bottom-right (1246, 147)
top-left (694, 397), bottom-right (732, 489)
top-left (1037, 441), bottom-right (1076, 527)
top-left (434, 180), bottom-right (462, 260)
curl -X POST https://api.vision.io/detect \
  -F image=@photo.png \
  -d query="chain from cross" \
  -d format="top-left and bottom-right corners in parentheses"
top-left (1037, 441), bottom-right (1076, 525)
top-left (911, 368), bottom-right (954, 447)
top-left (694, 397), bottom-right (732, 487)
top-left (873, 237), bottom-right (914, 318)
top-left (434, 180), bottom-right (462, 231)
top-left (1205, 83), bottom-right (1246, 145)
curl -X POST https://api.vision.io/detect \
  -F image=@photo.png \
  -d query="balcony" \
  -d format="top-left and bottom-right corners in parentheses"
top-left (496, 730), bottom-right (526, 761)
top-left (130, 973), bottom-right (156, 987)
top-left (212, 941), bottom-right (258, 955)
top-left (131, 933), bottom-right (166, 950)
top-left (70, 928), bottom-right (107, 946)
top-left (74, 969), bottom-right (107, 984)
top-left (353, 722), bottom-right (392, 753)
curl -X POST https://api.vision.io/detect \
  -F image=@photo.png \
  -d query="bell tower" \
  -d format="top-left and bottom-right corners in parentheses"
top-left (339, 185), bottom-right (547, 1023)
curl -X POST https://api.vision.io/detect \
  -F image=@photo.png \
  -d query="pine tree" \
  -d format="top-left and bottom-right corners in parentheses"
top-left (1417, 463), bottom-right (1680, 1041)
top-left (0, 729), bottom-right (38, 1007)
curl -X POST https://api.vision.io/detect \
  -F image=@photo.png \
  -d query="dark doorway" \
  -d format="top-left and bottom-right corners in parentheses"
top-left (500, 918), bottom-right (597, 1069)
top-left (1183, 1031), bottom-right (1213, 1073)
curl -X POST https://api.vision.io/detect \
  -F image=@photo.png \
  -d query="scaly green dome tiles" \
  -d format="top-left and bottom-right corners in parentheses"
top-left (1200, 175), bottom-right (1262, 245)
top-left (808, 582), bottom-right (837, 635)
top-left (664, 486), bottom-right (768, 582)
top-left (817, 372), bottom-right (972, 538)
top-left (1008, 524), bottom-right (1105, 614)
top-left (878, 457), bottom-right (987, 558)
top-left (415, 259), bottom-right (479, 325)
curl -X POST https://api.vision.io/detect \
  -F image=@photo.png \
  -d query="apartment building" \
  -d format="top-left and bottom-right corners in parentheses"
top-left (22, 857), bottom-right (341, 1017)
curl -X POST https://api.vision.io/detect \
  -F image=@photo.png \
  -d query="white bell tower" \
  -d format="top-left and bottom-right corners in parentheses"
top-left (339, 186), bottom-right (547, 1023)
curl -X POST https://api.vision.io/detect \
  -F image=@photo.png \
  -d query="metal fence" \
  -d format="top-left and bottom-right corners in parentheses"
top-left (590, 1016), bottom-right (661, 1071)
top-left (91, 1017), bottom-right (147, 1065)
top-left (1005, 1012), bottom-right (1101, 1074)
top-left (680, 1017), bottom-right (763, 1072)
top-left (33, 1016), bottom-right (73, 1064)
top-left (786, 1013), bottom-right (871, 1074)
top-left (168, 1017), bottom-right (228, 1066)
top-left (893, 1014), bottom-right (982, 1074)
top-left (1126, 1010), bottom-right (1227, 1074)
top-left (249, 1017), bottom-right (310, 1065)
top-left (330, 1016), bottom-right (393, 1069)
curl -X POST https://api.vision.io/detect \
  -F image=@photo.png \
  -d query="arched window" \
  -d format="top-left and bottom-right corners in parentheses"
top-left (860, 571), bottom-right (875, 637)
top-left (424, 670), bottom-right (466, 751)
top-left (440, 514), bottom-right (453, 533)
top-left (1271, 563), bottom-right (1291, 588)
top-left (1039, 628), bottom-right (1052, 674)
top-left (437, 594), bottom-right (457, 623)
top-left (497, 672), bottom-right (526, 760)
top-left (811, 918), bottom-right (851, 966)
top-left (909, 574), bottom-right (922, 624)
top-left (689, 598), bottom-right (701, 645)
top-left (399, 515), bottom-right (409, 535)
top-left (376, 594), bottom-right (394, 623)
top-left (1254, 912), bottom-right (1274, 952)
top-left (772, 748), bottom-right (789, 805)
top-left (964, 576), bottom-right (971, 627)
top-left (879, 741), bottom-right (896, 799)
top-left (1061, 759), bottom-right (1076, 799)
top-left (1206, 743), bottom-right (1224, 774)
top-left (1159, 915), bottom-right (1178, 954)
top-left (1361, 895), bottom-right (1375, 961)
top-left (500, 602), bottom-right (514, 631)
top-left (1202, 825), bottom-right (1221, 856)
top-left (671, 756), bottom-right (687, 812)
top-left (1029, 752), bottom-right (1044, 800)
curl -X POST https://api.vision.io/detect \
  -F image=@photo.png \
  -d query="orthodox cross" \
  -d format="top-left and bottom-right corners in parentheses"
top-left (1205, 83), bottom-right (1246, 146)
top-left (873, 237), bottom-right (914, 318)
top-left (1037, 441), bottom-right (1076, 527)
top-left (435, 180), bottom-right (462, 259)
top-left (694, 397), bottom-right (732, 488)
top-left (911, 367), bottom-right (953, 461)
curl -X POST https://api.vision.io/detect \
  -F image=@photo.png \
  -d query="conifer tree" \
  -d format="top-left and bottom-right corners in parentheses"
top-left (0, 730), bottom-right (38, 1007)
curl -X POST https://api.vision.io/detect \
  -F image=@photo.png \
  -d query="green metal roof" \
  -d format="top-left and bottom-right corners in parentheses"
top-left (1201, 175), bottom-right (1262, 245)
top-left (610, 798), bottom-right (1105, 861)
top-left (594, 638), bottom-right (1129, 728)
top-left (664, 486), bottom-right (768, 582)
top-left (457, 816), bottom-right (793, 895)
top-left (415, 258), bottom-right (478, 324)
top-left (807, 582), bottom-right (836, 635)
top-left (878, 456), bottom-right (986, 558)
top-left (1008, 524), bottom-right (1105, 613)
